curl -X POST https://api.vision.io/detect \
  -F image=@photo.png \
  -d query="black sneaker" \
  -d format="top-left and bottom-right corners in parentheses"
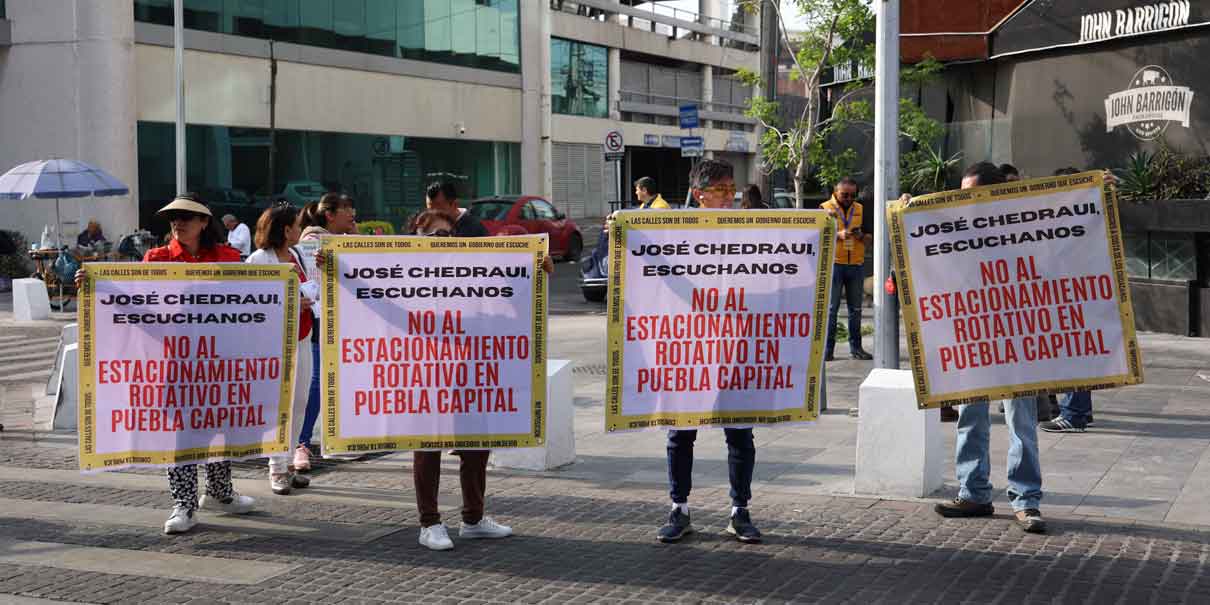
top-left (824, 351), bottom-right (835, 362)
top-left (1014, 509), bottom-right (1047, 534)
top-left (1039, 418), bottom-right (1085, 433)
top-left (726, 508), bottom-right (762, 543)
top-left (850, 349), bottom-right (873, 361)
top-left (934, 498), bottom-right (994, 518)
top-left (657, 508), bottom-right (693, 543)
top-left (1086, 414), bottom-right (1094, 426)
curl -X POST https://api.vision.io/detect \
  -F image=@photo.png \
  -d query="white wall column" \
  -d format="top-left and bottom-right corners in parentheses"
top-left (609, 47), bottom-right (621, 121)
top-left (702, 64), bottom-right (714, 130)
top-left (0, 0), bottom-right (138, 243)
top-left (520, 0), bottom-right (553, 198)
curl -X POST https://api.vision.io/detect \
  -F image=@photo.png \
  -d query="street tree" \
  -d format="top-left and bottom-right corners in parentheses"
top-left (737, 0), bottom-right (953, 207)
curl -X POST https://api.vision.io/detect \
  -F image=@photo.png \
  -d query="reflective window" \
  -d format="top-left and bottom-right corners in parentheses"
top-left (136, 122), bottom-right (520, 235)
top-left (551, 38), bottom-right (608, 118)
top-left (531, 199), bottom-right (557, 219)
top-left (133, 0), bottom-right (521, 73)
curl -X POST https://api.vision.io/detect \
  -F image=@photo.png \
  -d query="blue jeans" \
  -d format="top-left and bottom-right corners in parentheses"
top-left (298, 334), bottom-right (322, 446)
top-left (667, 429), bottom-right (754, 508)
top-left (827, 263), bottom-right (864, 354)
top-left (955, 398), bottom-right (1042, 511)
top-left (1060, 391), bottom-right (1092, 428)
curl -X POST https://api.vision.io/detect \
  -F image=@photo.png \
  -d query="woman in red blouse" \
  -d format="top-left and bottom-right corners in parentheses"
top-left (143, 195), bottom-right (258, 534)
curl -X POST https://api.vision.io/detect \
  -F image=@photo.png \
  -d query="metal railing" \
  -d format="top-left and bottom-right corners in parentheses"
top-left (619, 90), bottom-right (750, 116)
top-left (549, 0), bottom-right (758, 49)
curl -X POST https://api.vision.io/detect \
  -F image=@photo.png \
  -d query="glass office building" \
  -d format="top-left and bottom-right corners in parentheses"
top-left (133, 0), bottom-right (520, 72)
top-left (551, 38), bottom-right (608, 118)
top-left (137, 122), bottom-right (520, 230)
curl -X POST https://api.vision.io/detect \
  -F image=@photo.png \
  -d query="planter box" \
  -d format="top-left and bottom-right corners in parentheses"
top-left (1129, 278), bottom-right (1196, 336)
top-left (1119, 199), bottom-right (1210, 233)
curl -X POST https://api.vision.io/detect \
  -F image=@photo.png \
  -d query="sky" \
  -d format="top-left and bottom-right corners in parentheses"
top-left (662, 0), bottom-right (811, 31)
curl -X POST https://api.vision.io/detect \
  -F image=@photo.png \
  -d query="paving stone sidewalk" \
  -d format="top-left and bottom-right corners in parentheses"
top-left (1, 293), bottom-right (1208, 603)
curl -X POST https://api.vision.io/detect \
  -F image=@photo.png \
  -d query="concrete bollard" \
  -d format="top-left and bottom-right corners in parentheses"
top-left (492, 359), bottom-right (576, 471)
top-left (855, 368), bottom-right (945, 498)
top-left (46, 323), bottom-right (78, 398)
top-left (12, 278), bottom-right (51, 321)
top-left (51, 343), bottom-right (79, 431)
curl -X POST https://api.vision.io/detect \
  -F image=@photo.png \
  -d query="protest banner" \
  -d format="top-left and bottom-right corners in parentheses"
top-left (77, 263), bottom-right (298, 472)
top-left (888, 171), bottom-right (1143, 409)
top-left (606, 209), bottom-right (834, 431)
top-left (320, 235), bottom-right (547, 453)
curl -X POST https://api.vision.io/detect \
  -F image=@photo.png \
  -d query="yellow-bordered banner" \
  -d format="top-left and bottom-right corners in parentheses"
top-left (888, 171), bottom-right (1143, 408)
top-left (605, 209), bottom-right (834, 431)
top-left (320, 235), bottom-right (547, 453)
top-left (77, 262), bottom-right (298, 471)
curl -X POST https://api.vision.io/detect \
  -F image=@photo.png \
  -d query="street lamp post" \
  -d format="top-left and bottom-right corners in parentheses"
top-left (873, 0), bottom-right (900, 369)
top-left (174, 0), bottom-right (186, 195)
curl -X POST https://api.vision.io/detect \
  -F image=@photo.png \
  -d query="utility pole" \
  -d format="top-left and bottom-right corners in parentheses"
top-left (758, 0), bottom-right (778, 197)
top-left (873, 0), bottom-right (900, 369)
top-left (173, 0), bottom-right (186, 195)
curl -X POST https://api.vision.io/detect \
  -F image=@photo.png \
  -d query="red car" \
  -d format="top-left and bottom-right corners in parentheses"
top-left (467, 196), bottom-right (584, 261)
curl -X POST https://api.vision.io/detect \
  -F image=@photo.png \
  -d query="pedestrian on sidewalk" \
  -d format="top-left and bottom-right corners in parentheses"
top-left (1039, 166), bottom-right (1108, 434)
top-left (407, 209), bottom-right (513, 552)
top-left (426, 181), bottom-right (487, 237)
top-left (657, 159), bottom-right (762, 545)
top-left (634, 176), bottom-right (670, 209)
top-left (246, 201), bottom-right (316, 496)
top-left (221, 214), bottom-right (251, 258)
top-left (901, 162), bottom-right (1047, 534)
top-left (293, 193), bottom-right (359, 470)
top-left (76, 194), bottom-right (258, 534)
top-left (741, 184), bottom-right (769, 209)
top-left (821, 177), bottom-right (874, 361)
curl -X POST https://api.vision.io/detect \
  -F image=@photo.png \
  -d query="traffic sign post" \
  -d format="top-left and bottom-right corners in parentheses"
top-left (680, 136), bottom-right (703, 158)
top-left (603, 129), bottom-right (625, 162)
top-left (679, 104), bottom-right (699, 129)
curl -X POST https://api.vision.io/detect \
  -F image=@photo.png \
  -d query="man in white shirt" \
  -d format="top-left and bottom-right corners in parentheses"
top-left (222, 214), bottom-right (251, 257)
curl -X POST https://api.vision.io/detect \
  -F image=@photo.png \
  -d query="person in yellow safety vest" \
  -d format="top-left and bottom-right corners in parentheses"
top-left (820, 177), bottom-right (873, 361)
top-left (634, 176), bottom-right (670, 209)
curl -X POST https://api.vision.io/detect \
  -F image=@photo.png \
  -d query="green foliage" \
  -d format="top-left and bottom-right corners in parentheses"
top-left (739, 0), bottom-right (947, 199)
top-left (357, 220), bottom-right (396, 236)
top-left (0, 230), bottom-right (32, 279)
top-left (1114, 146), bottom-right (1210, 202)
top-left (903, 147), bottom-right (963, 195)
top-left (1114, 151), bottom-right (1157, 203)
top-left (1151, 146), bottom-right (1210, 200)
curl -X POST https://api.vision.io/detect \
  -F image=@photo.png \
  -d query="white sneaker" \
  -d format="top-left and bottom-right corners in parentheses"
top-left (163, 506), bottom-right (197, 535)
top-left (270, 472), bottom-right (292, 495)
top-left (460, 516), bottom-right (512, 539)
top-left (199, 493), bottom-right (256, 514)
top-left (419, 523), bottom-right (454, 551)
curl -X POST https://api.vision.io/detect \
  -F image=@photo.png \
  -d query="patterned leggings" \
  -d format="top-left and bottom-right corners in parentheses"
top-left (167, 462), bottom-right (235, 511)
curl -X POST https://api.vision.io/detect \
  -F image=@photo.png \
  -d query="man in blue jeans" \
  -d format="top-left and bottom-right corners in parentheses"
top-left (657, 158), bottom-right (761, 545)
top-left (1040, 391), bottom-right (1093, 433)
top-left (905, 162), bottom-right (1047, 533)
top-left (820, 177), bottom-right (873, 361)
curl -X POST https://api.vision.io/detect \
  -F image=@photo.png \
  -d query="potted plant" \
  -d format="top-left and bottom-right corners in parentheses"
top-left (0, 230), bottom-right (32, 292)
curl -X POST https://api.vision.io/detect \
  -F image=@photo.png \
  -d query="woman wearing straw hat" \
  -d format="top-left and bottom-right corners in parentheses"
top-left (77, 194), bottom-right (259, 534)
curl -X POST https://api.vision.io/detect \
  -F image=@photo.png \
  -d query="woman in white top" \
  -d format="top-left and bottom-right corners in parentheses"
top-left (245, 201), bottom-right (316, 495)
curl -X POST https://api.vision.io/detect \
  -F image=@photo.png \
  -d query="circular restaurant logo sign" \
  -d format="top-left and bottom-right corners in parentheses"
top-left (1104, 65), bottom-right (1195, 141)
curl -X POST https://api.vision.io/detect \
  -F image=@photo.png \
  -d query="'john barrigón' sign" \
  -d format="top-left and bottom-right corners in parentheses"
top-left (1105, 65), bottom-right (1195, 141)
top-left (1080, 2), bottom-right (1192, 43)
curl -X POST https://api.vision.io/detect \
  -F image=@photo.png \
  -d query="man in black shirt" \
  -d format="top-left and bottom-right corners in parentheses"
top-left (426, 181), bottom-right (488, 237)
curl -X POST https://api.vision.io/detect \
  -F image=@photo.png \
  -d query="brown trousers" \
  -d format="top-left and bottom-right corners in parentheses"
top-left (413, 450), bottom-right (489, 527)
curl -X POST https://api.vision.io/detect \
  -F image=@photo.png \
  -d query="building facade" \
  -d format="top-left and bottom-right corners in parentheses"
top-left (0, 0), bottom-right (760, 244)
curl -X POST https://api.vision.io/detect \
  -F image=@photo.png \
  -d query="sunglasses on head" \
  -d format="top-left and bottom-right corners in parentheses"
top-left (274, 199), bottom-right (292, 209)
top-left (421, 229), bottom-right (453, 237)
